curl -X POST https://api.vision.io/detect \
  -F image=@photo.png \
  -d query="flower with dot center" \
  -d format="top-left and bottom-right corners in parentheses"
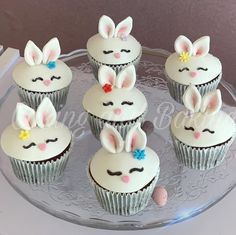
top-left (179, 52), bottom-right (190, 62)
top-left (19, 130), bottom-right (30, 140)
top-left (133, 149), bottom-right (146, 160)
top-left (47, 61), bottom-right (56, 69)
top-left (102, 83), bottom-right (113, 93)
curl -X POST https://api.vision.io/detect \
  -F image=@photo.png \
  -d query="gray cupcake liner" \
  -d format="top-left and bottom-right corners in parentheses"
top-left (9, 146), bottom-right (71, 185)
top-left (17, 85), bottom-right (70, 111)
top-left (165, 72), bottom-right (222, 104)
top-left (87, 52), bottom-right (142, 80)
top-left (87, 112), bottom-right (145, 139)
top-left (88, 169), bottom-right (159, 216)
top-left (171, 133), bottom-right (235, 170)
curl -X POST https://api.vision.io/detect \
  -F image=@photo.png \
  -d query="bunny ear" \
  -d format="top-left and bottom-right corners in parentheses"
top-left (125, 123), bottom-right (147, 152)
top-left (100, 124), bottom-right (124, 153)
top-left (16, 103), bottom-right (36, 130)
top-left (201, 89), bottom-right (222, 115)
top-left (42, 37), bottom-right (61, 64)
top-left (193, 36), bottom-right (210, 57)
top-left (24, 40), bottom-right (43, 66)
top-left (183, 85), bottom-right (202, 113)
top-left (36, 97), bottom-right (57, 128)
top-left (98, 65), bottom-right (116, 87)
top-left (116, 65), bottom-right (136, 90)
top-left (174, 35), bottom-right (193, 55)
top-left (98, 15), bottom-right (115, 39)
top-left (114, 16), bottom-right (133, 38)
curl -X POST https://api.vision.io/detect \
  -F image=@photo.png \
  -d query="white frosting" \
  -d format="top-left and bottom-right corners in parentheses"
top-left (87, 15), bottom-right (141, 65)
top-left (13, 38), bottom-right (72, 92)
top-left (90, 124), bottom-right (160, 193)
top-left (1, 123), bottom-right (71, 161)
top-left (165, 35), bottom-right (222, 85)
top-left (171, 85), bottom-right (235, 147)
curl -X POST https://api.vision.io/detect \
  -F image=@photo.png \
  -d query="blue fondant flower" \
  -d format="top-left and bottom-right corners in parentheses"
top-left (47, 61), bottom-right (56, 69)
top-left (133, 149), bottom-right (146, 160)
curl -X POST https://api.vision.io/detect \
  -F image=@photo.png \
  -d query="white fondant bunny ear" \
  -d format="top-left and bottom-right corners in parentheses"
top-left (116, 65), bottom-right (136, 90)
top-left (98, 15), bottom-right (115, 39)
top-left (201, 89), bottom-right (222, 115)
top-left (98, 65), bottom-right (116, 87)
top-left (24, 40), bottom-right (43, 66)
top-left (36, 97), bottom-right (57, 128)
top-left (16, 103), bottom-right (36, 130)
top-left (193, 36), bottom-right (210, 57)
top-left (125, 123), bottom-right (147, 152)
top-left (100, 124), bottom-right (124, 153)
top-left (183, 85), bottom-right (202, 113)
top-left (114, 16), bottom-right (133, 38)
top-left (174, 35), bottom-right (193, 55)
top-left (42, 37), bottom-right (61, 64)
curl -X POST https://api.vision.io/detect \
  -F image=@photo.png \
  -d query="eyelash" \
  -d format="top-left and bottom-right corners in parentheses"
top-left (32, 77), bottom-right (43, 82)
top-left (121, 101), bottom-right (133, 105)
top-left (120, 49), bottom-right (131, 53)
top-left (23, 142), bottom-right (36, 149)
top-left (103, 50), bottom-right (113, 54)
top-left (202, 128), bottom-right (215, 134)
top-left (51, 76), bottom-right (61, 81)
top-left (184, 126), bottom-right (194, 131)
top-left (103, 101), bottom-right (113, 106)
top-left (107, 170), bottom-right (122, 176)
top-left (129, 167), bottom-right (144, 173)
top-left (45, 138), bottom-right (58, 143)
top-left (197, 67), bottom-right (208, 71)
top-left (179, 67), bottom-right (189, 72)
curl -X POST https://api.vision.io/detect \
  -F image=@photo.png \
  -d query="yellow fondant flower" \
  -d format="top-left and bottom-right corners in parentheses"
top-left (179, 52), bottom-right (190, 62)
top-left (19, 130), bottom-right (30, 140)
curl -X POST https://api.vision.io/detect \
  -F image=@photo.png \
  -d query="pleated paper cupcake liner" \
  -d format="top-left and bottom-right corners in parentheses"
top-left (87, 112), bottom-right (146, 139)
top-left (166, 73), bottom-right (222, 104)
top-left (88, 170), bottom-right (159, 216)
top-left (17, 85), bottom-right (70, 111)
top-left (171, 133), bottom-right (235, 170)
top-left (87, 52), bottom-right (142, 80)
top-left (9, 146), bottom-right (71, 185)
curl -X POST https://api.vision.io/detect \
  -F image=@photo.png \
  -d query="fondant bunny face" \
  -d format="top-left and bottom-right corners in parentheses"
top-left (82, 65), bottom-right (147, 121)
top-left (171, 85), bottom-right (235, 147)
top-left (165, 36), bottom-right (222, 85)
top-left (87, 15), bottom-right (141, 65)
top-left (1, 98), bottom-right (71, 161)
top-left (90, 124), bottom-right (160, 193)
top-left (13, 38), bottom-right (72, 92)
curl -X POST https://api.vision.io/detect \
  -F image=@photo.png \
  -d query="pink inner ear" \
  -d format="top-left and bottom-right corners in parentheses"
top-left (118, 26), bottom-right (128, 34)
top-left (182, 43), bottom-right (189, 52)
top-left (106, 25), bottom-right (112, 34)
top-left (196, 47), bottom-right (203, 56)
top-left (192, 94), bottom-right (197, 107)
top-left (48, 50), bottom-right (56, 61)
top-left (108, 74), bottom-right (115, 85)
top-left (109, 133), bottom-right (117, 149)
top-left (208, 97), bottom-right (217, 110)
top-left (32, 52), bottom-right (37, 62)
top-left (24, 115), bottom-right (30, 127)
top-left (122, 76), bottom-right (131, 88)
top-left (131, 134), bottom-right (137, 150)
top-left (42, 112), bottom-right (48, 125)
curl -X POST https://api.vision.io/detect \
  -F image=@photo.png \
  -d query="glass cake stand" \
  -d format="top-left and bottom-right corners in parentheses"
top-left (0, 48), bottom-right (236, 230)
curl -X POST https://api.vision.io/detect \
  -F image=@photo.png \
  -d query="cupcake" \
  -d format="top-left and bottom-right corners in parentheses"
top-left (171, 85), bottom-right (235, 170)
top-left (13, 37), bottom-right (72, 111)
top-left (83, 65), bottom-right (147, 139)
top-left (87, 15), bottom-right (142, 79)
top-left (88, 123), bottom-right (160, 216)
top-left (1, 97), bottom-right (72, 184)
top-left (165, 35), bottom-right (222, 104)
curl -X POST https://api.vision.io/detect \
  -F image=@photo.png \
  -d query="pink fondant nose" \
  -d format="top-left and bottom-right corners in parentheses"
top-left (190, 71), bottom-right (197, 78)
top-left (38, 143), bottom-right (47, 151)
top-left (114, 52), bottom-right (121, 59)
top-left (114, 108), bottom-right (122, 115)
top-left (121, 175), bottom-right (130, 183)
top-left (43, 80), bottom-right (51, 86)
top-left (194, 132), bottom-right (201, 139)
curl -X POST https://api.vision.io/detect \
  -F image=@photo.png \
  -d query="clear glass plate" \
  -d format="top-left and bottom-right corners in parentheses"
top-left (0, 48), bottom-right (236, 230)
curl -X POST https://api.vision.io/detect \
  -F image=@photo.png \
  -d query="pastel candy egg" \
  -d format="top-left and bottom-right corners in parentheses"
top-left (152, 186), bottom-right (168, 207)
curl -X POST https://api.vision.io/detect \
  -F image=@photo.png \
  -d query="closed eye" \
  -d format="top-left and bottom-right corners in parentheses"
top-left (178, 67), bottom-right (189, 72)
top-left (103, 50), bottom-right (113, 54)
top-left (129, 167), bottom-right (144, 174)
top-left (107, 170), bottom-right (122, 176)
top-left (32, 77), bottom-right (43, 82)
top-left (120, 49), bottom-right (131, 53)
top-left (51, 76), bottom-right (61, 81)
top-left (103, 101), bottom-right (113, 106)
top-left (121, 101), bottom-right (133, 106)
top-left (197, 67), bottom-right (208, 71)
top-left (184, 126), bottom-right (195, 131)
top-left (45, 138), bottom-right (58, 143)
top-left (202, 128), bottom-right (215, 134)
top-left (23, 142), bottom-right (36, 149)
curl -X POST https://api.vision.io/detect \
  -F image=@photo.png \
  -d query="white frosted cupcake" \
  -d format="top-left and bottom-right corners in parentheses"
top-left (13, 38), bottom-right (72, 111)
top-left (171, 85), bottom-right (235, 170)
top-left (83, 65), bottom-right (147, 139)
top-left (1, 97), bottom-right (72, 184)
top-left (87, 15), bottom-right (142, 79)
top-left (89, 123), bottom-right (160, 216)
top-left (165, 35), bottom-right (222, 103)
